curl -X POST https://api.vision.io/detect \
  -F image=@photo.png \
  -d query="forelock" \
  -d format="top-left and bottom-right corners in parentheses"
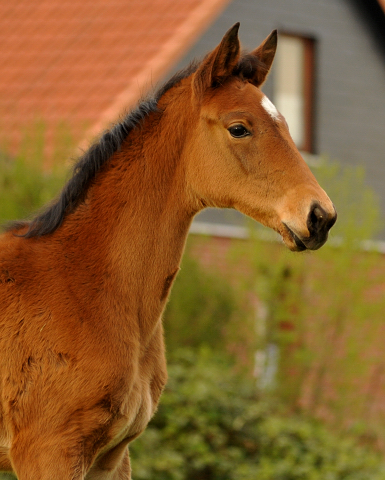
top-left (233, 53), bottom-right (268, 81)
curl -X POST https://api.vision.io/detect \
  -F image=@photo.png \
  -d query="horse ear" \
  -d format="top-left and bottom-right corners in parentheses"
top-left (192, 23), bottom-right (241, 99)
top-left (250, 30), bottom-right (278, 87)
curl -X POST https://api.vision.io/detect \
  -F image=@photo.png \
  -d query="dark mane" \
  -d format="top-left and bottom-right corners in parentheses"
top-left (6, 52), bottom-right (264, 239)
top-left (7, 61), bottom-right (199, 238)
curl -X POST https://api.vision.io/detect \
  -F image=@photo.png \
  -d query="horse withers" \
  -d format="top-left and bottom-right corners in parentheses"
top-left (0, 24), bottom-right (336, 479)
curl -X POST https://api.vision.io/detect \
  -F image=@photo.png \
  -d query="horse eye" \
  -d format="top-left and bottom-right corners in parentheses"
top-left (228, 125), bottom-right (250, 138)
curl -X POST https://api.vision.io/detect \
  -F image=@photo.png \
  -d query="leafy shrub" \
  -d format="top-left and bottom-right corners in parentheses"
top-left (223, 159), bottom-right (385, 439)
top-left (0, 121), bottom-right (70, 226)
top-left (130, 349), bottom-right (385, 480)
top-left (163, 251), bottom-right (244, 358)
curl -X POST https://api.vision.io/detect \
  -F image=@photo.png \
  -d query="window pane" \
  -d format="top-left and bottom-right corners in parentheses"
top-left (275, 36), bottom-right (305, 148)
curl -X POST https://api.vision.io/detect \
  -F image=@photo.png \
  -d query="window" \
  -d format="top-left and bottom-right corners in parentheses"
top-left (274, 34), bottom-right (315, 152)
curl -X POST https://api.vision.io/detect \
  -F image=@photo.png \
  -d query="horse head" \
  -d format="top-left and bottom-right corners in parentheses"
top-left (185, 24), bottom-right (336, 251)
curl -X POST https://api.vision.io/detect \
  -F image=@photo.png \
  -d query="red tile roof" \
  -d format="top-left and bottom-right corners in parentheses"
top-left (0, 0), bottom-right (230, 154)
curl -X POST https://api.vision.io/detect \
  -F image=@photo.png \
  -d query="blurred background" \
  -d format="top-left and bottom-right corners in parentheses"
top-left (1, 0), bottom-right (385, 478)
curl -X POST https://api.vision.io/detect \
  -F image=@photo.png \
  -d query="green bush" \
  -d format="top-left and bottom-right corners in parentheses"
top-left (0, 121), bottom-right (70, 226)
top-left (163, 250), bottom-right (245, 358)
top-left (224, 160), bottom-right (385, 429)
top-left (130, 349), bottom-right (385, 480)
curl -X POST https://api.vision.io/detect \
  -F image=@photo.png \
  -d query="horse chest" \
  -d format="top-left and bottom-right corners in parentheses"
top-left (99, 364), bottom-right (166, 460)
top-left (117, 384), bottom-right (154, 440)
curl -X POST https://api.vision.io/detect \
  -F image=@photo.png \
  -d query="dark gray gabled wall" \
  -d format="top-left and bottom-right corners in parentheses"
top-left (168, 0), bottom-right (385, 238)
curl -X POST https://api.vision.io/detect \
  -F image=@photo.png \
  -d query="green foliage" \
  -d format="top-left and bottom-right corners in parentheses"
top-left (314, 156), bottom-right (383, 243)
top-left (163, 250), bottom-right (244, 357)
top-left (0, 121), bottom-right (70, 225)
top-left (229, 159), bottom-right (385, 437)
top-left (131, 349), bottom-right (385, 480)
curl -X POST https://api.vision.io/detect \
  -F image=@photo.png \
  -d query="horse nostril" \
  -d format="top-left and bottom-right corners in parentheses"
top-left (308, 204), bottom-right (328, 234)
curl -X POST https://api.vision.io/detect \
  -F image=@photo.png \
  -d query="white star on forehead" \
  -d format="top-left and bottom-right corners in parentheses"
top-left (261, 95), bottom-right (280, 120)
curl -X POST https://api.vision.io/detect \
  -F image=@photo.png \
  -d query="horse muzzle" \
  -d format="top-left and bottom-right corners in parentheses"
top-left (283, 203), bottom-right (337, 251)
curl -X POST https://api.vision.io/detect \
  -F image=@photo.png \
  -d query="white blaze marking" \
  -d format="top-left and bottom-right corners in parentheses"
top-left (261, 95), bottom-right (280, 121)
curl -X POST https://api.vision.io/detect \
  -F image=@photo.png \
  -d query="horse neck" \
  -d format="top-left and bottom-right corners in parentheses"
top-left (104, 101), bottom-right (196, 267)
top-left (55, 94), bottom-right (197, 339)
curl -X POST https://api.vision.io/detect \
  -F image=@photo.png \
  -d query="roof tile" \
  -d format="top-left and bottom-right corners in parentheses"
top-left (0, 0), bottom-right (231, 155)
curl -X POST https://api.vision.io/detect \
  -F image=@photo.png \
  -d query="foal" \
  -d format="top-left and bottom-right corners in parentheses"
top-left (0, 24), bottom-right (336, 479)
